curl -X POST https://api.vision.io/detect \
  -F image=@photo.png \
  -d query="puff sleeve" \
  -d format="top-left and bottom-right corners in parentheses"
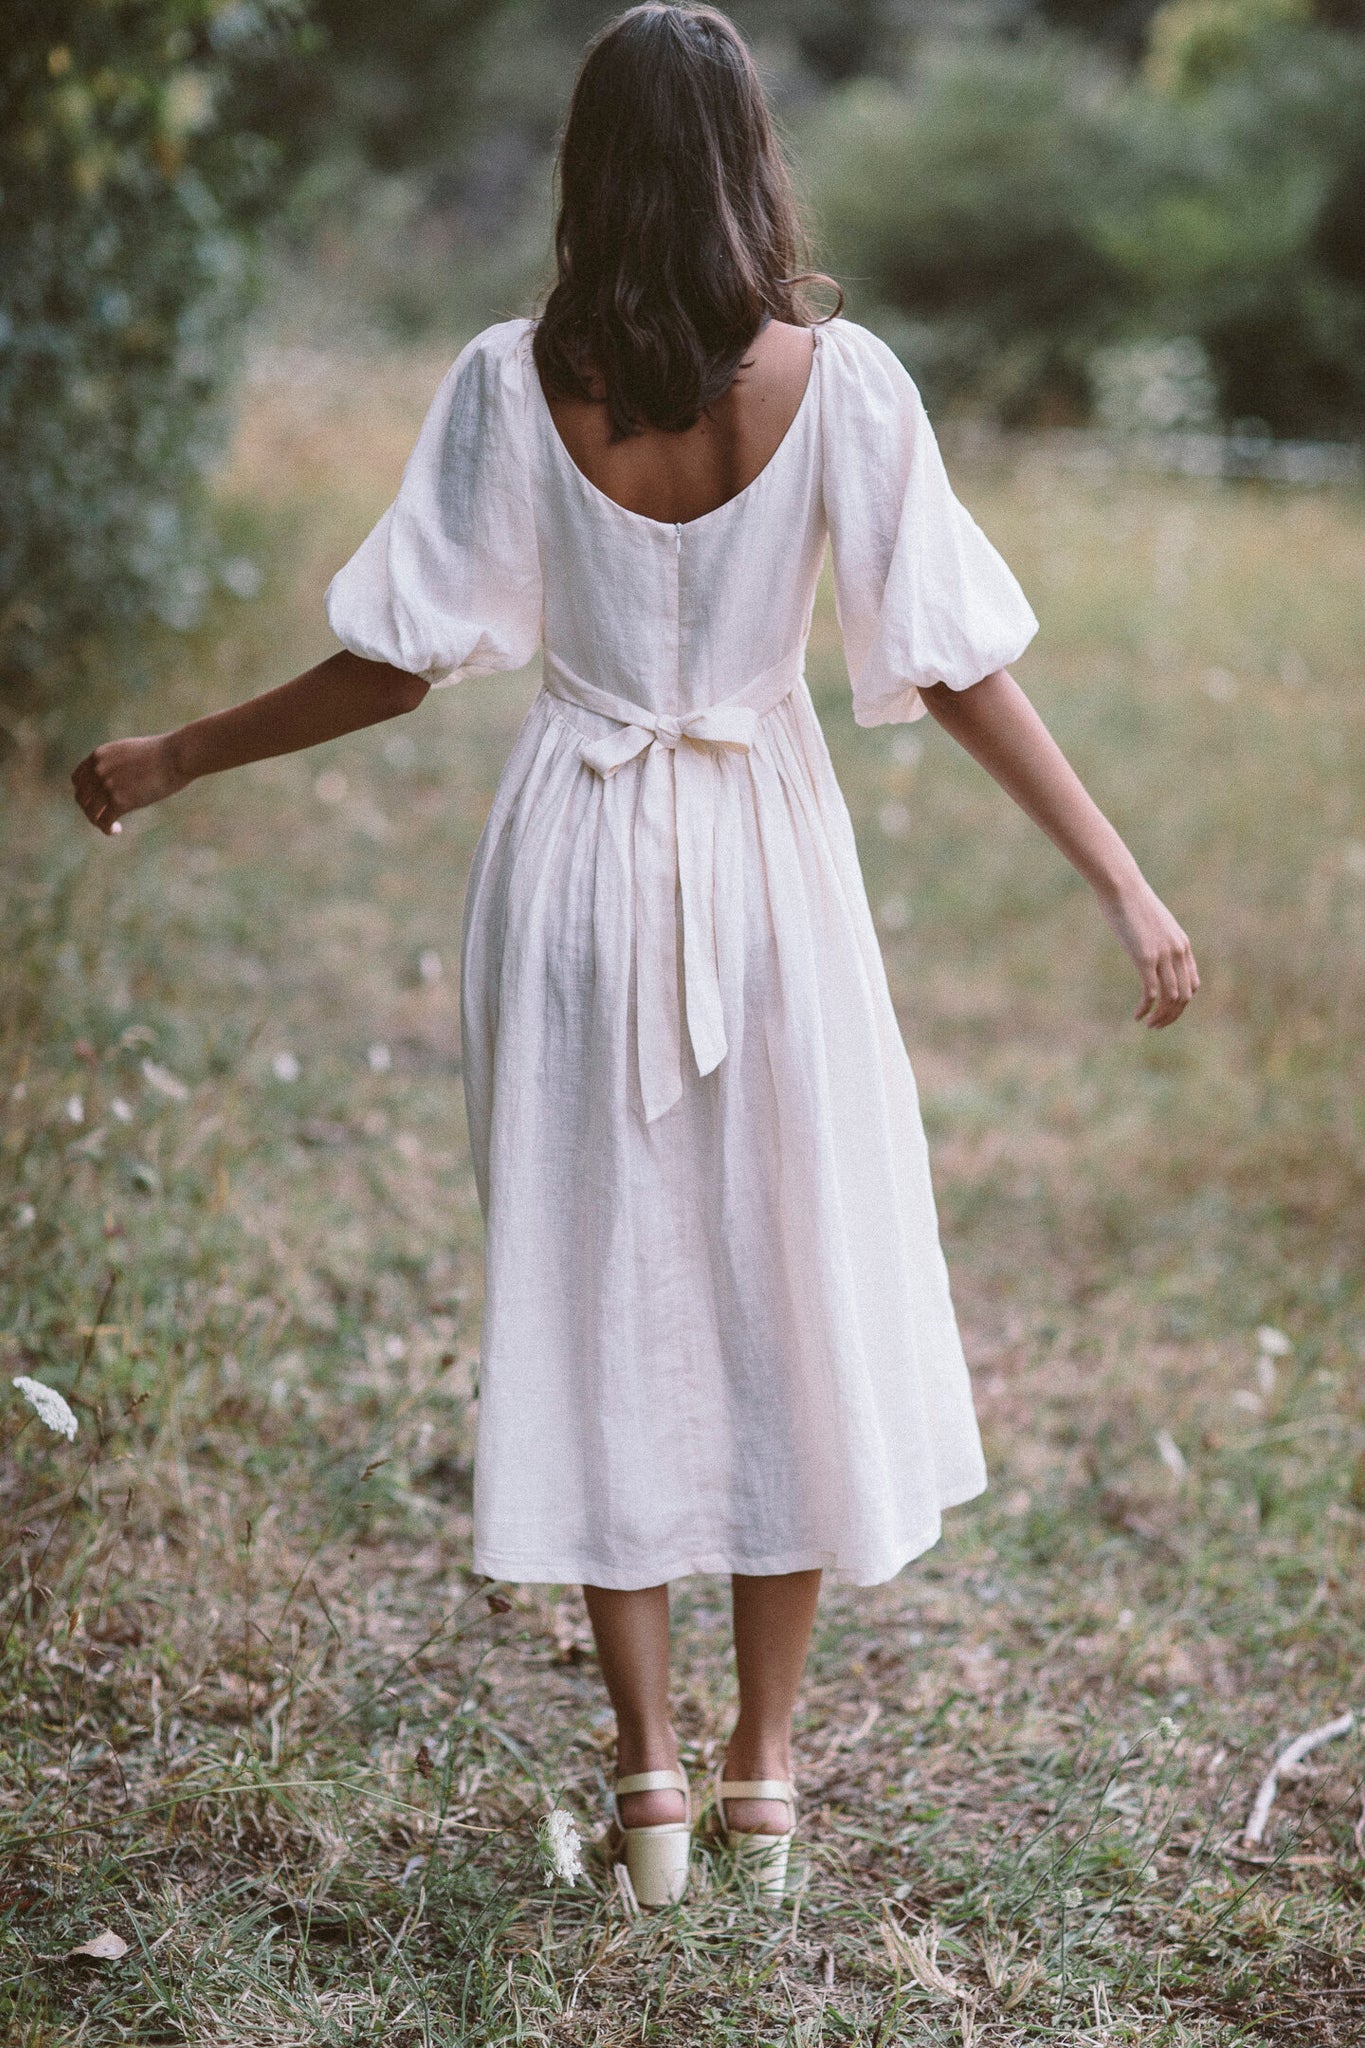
top-left (819, 319), bottom-right (1038, 727)
top-left (324, 318), bottom-right (542, 686)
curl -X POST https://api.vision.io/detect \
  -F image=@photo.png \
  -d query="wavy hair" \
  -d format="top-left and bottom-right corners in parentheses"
top-left (533, 4), bottom-right (840, 439)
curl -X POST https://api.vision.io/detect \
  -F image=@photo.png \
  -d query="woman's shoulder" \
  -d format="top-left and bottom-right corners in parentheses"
top-left (817, 315), bottom-right (924, 408)
top-left (416, 318), bottom-right (537, 450)
top-left (441, 315), bottom-right (535, 387)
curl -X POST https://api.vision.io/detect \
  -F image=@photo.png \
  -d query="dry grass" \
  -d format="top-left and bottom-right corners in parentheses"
top-left (2, 343), bottom-right (1364, 2044)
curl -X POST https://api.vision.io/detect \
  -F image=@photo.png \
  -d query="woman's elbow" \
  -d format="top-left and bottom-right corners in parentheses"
top-left (386, 667), bottom-right (431, 715)
top-left (919, 669), bottom-right (1015, 724)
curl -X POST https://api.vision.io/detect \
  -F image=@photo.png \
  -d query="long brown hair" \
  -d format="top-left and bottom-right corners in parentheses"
top-left (533, 4), bottom-right (840, 439)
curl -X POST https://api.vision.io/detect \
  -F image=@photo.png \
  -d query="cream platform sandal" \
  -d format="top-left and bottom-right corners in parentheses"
top-left (713, 1769), bottom-right (798, 1900)
top-left (612, 1768), bottom-right (692, 1907)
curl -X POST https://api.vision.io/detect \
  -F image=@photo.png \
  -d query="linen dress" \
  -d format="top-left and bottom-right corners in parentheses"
top-left (324, 313), bottom-right (1038, 1590)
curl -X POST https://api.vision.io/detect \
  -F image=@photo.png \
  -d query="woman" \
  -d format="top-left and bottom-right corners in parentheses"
top-left (72, 4), bottom-right (1197, 1909)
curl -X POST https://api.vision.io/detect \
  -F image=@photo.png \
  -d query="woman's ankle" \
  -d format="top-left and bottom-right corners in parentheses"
top-left (613, 1718), bottom-right (680, 1777)
top-left (613, 1721), bottom-right (687, 1828)
top-left (720, 1722), bottom-right (796, 1835)
top-left (722, 1719), bottom-right (793, 1782)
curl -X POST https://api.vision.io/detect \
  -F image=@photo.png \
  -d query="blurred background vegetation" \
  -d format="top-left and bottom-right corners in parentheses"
top-left (4, 0), bottom-right (1365, 730)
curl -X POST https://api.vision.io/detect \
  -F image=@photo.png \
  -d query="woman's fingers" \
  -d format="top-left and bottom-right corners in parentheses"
top-left (1134, 968), bottom-right (1159, 1022)
top-left (1118, 888), bottom-right (1199, 1030)
top-left (71, 753), bottom-right (123, 835)
top-left (72, 763), bottom-right (104, 824)
top-left (1132, 952), bottom-right (1174, 1027)
top-left (1141, 942), bottom-right (1198, 1027)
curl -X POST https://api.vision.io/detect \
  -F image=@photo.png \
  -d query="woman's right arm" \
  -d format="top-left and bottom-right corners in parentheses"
top-left (918, 667), bottom-right (1198, 1028)
top-left (71, 649), bottom-right (430, 836)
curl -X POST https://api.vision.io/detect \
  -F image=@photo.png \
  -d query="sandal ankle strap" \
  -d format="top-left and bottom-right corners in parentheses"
top-left (613, 1767), bottom-right (691, 1828)
top-left (615, 1768), bottom-right (688, 1796)
top-left (714, 1770), bottom-right (797, 1824)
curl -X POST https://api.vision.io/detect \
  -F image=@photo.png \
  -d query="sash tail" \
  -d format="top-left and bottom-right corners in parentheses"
top-left (542, 648), bottom-right (803, 1122)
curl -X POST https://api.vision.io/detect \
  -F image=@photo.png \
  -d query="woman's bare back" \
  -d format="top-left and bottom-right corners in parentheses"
top-left (540, 319), bottom-right (816, 526)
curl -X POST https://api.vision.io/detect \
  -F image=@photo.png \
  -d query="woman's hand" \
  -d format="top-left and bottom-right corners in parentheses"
top-left (1098, 875), bottom-right (1199, 1028)
top-left (71, 733), bottom-right (189, 835)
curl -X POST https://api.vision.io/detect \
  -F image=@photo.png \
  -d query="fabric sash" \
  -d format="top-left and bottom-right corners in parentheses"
top-left (542, 647), bottom-right (803, 1123)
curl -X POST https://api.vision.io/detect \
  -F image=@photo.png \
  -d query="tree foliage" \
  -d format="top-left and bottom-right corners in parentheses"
top-left (1119, 7), bottom-right (1365, 431)
top-left (805, 5), bottom-right (1365, 431)
top-left (807, 40), bottom-right (1136, 423)
top-left (0, 0), bottom-right (308, 717)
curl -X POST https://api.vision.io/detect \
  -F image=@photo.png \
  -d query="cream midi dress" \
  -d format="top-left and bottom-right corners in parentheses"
top-left (325, 314), bottom-right (1038, 1590)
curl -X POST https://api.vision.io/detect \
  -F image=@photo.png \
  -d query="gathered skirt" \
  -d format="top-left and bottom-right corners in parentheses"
top-left (458, 670), bottom-right (987, 1590)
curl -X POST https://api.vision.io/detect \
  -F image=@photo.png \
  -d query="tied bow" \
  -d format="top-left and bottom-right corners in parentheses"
top-left (579, 702), bottom-right (761, 779)
top-left (542, 651), bottom-right (801, 1124)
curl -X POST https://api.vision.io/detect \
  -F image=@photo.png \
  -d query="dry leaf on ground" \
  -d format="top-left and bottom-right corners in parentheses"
top-left (66, 1928), bottom-right (129, 1962)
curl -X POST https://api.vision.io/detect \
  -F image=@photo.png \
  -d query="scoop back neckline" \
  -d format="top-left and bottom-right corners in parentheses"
top-left (524, 319), bottom-right (822, 533)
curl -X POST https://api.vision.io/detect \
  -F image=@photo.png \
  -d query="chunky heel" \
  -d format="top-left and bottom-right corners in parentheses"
top-left (714, 1771), bottom-right (798, 1901)
top-left (613, 1768), bottom-right (692, 1906)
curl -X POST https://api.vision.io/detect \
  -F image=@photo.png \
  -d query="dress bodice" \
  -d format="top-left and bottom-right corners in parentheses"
top-left (323, 311), bottom-right (1038, 729)
top-left (522, 318), bottom-right (828, 718)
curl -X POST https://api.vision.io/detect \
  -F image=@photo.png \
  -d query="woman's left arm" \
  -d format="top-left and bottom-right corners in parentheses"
top-left (917, 668), bottom-right (1199, 1028)
top-left (71, 649), bottom-right (430, 836)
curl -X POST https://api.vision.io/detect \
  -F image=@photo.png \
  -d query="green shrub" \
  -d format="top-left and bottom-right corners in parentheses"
top-left (803, 11), bottom-right (1365, 434)
top-left (0, 0), bottom-right (307, 727)
top-left (803, 38), bottom-right (1138, 423)
top-left (1115, 7), bottom-right (1365, 433)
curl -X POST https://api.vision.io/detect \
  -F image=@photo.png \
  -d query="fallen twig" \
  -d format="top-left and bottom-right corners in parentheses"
top-left (1242, 1712), bottom-right (1355, 1847)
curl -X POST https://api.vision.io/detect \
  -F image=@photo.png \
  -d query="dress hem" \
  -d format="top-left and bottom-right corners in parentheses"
top-left (471, 1478), bottom-right (987, 1592)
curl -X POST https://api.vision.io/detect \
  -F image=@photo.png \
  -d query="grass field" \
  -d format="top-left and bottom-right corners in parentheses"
top-left (2, 342), bottom-right (1364, 2046)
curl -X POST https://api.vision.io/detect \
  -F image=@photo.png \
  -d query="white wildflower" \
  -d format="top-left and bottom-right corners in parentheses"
top-left (367, 1043), bottom-right (392, 1074)
top-left (140, 1059), bottom-right (189, 1102)
top-left (1062, 1887), bottom-right (1083, 1911)
top-left (13, 1376), bottom-right (78, 1441)
top-left (271, 1051), bottom-right (300, 1083)
top-left (542, 1807), bottom-right (583, 1886)
top-left (878, 893), bottom-right (912, 933)
top-left (877, 799), bottom-right (912, 839)
top-left (1156, 1715), bottom-right (1178, 1741)
top-left (1256, 1325), bottom-right (1292, 1357)
top-left (14, 1203), bottom-right (36, 1229)
top-left (66, 1095), bottom-right (84, 1124)
top-left (110, 1097), bottom-right (133, 1123)
top-left (1154, 1428), bottom-right (1188, 1480)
